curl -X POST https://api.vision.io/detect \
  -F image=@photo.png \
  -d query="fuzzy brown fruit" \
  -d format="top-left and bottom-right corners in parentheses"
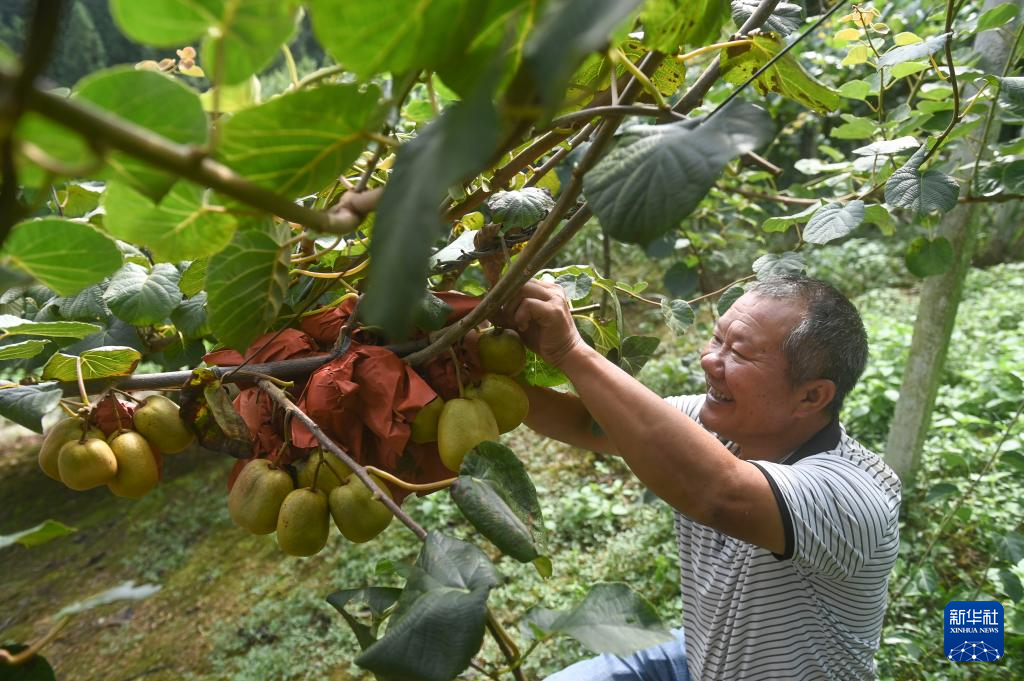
top-left (410, 396), bottom-right (445, 444)
top-left (477, 328), bottom-right (527, 376)
top-left (437, 397), bottom-right (499, 472)
top-left (329, 474), bottom-right (394, 543)
top-left (276, 488), bottom-right (330, 557)
top-left (133, 395), bottom-right (195, 454)
top-left (465, 374), bottom-right (530, 434)
top-left (295, 453), bottom-right (350, 494)
top-left (38, 417), bottom-right (102, 482)
top-left (228, 459), bottom-right (294, 535)
top-left (58, 438), bottom-right (118, 491)
top-left (107, 431), bottom-right (159, 498)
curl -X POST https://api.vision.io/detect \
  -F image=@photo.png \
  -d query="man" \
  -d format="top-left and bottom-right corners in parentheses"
top-left (504, 275), bottom-right (902, 680)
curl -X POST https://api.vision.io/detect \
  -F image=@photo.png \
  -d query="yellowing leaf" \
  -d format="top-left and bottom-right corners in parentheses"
top-left (894, 32), bottom-right (923, 46)
top-left (835, 27), bottom-right (861, 41)
top-left (720, 35), bottom-right (840, 114)
top-left (842, 45), bottom-right (871, 66)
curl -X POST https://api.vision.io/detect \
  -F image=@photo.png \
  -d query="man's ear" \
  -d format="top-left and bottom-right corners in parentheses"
top-left (796, 379), bottom-right (836, 417)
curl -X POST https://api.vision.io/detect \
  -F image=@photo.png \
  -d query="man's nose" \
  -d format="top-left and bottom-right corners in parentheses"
top-left (700, 344), bottom-right (722, 375)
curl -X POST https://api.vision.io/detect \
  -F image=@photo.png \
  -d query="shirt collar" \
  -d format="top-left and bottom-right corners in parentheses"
top-left (779, 418), bottom-right (842, 465)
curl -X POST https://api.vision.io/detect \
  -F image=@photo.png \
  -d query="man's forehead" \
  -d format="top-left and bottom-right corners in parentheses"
top-left (717, 293), bottom-right (806, 333)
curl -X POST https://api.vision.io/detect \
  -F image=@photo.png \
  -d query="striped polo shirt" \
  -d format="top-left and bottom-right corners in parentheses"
top-left (666, 395), bottom-right (902, 680)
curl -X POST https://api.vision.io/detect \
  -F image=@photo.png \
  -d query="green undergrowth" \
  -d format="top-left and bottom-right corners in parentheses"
top-left (1, 263), bottom-right (1022, 679)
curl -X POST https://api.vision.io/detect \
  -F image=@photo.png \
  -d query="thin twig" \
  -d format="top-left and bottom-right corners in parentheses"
top-left (550, 103), bottom-right (683, 128)
top-left (922, 2), bottom-right (962, 163)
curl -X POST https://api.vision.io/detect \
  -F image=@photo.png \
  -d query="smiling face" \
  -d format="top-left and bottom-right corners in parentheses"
top-left (698, 292), bottom-right (817, 458)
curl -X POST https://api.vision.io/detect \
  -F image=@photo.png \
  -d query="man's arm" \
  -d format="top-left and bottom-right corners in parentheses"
top-left (521, 384), bottom-right (618, 455)
top-left (506, 281), bottom-right (786, 554)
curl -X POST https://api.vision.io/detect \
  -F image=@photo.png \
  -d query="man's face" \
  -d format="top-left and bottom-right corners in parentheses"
top-left (698, 292), bottom-right (808, 448)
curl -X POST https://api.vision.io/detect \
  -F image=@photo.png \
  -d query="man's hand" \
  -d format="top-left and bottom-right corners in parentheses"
top-left (502, 280), bottom-right (585, 368)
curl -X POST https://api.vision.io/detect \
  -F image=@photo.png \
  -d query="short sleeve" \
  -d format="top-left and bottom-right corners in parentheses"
top-left (750, 456), bottom-right (899, 580)
top-left (665, 394), bottom-right (705, 422)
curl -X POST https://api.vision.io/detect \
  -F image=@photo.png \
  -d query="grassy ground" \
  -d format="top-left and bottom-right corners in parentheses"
top-left (2, 262), bottom-right (1022, 680)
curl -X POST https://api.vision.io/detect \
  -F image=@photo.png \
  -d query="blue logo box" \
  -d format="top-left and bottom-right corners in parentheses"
top-left (944, 601), bottom-right (1004, 662)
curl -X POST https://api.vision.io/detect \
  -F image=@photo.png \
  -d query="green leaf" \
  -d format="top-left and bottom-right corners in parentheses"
top-left (719, 35), bottom-right (840, 114)
top-left (661, 299), bottom-right (694, 335)
top-left (451, 441), bottom-right (545, 563)
top-left (997, 531), bottom-right (1024, 564)
top-left (762, 202), bottom-right (820, 233)
top-left (523, 350), bottom-right (569, 388)
top-left (1002, 159), bottom-right (1024, 193)
top-left (642, 0), bottom-right (730, 52)
top-left (663, 261), bottom-right (699, 298)
top-left (356, 532), bottom-right (498, 681)
top-left (0, 315), bottom-right (101, 339)
top-left (526, 583), bottom-right (674, 656)
top-left (0, 520), bottom-right (76, 549)
top-left (863, 204), bottom-right (896, 236)
top-left (976, 2), bottom-right (1019, 32)
top-left (103, 263), bottom-right (183, 326)
top-left (731, 0), bottom-right (804, 36)
top-left (218, 85), bottom-right (383, 196)
top-left (925, 481), bottom-right (958, 502)
top-left (555, 272), bottom-right (593, 301)
top-left (487, 187), bottom-right (555, 230)
top-left (206, 230), bottom-right (289, 350)
top-left (838, 79), bottom-right (872, 100)
top-left (362, 84), bottom-right (499, 339)
top-left (803, 200), bottom-right (864, 245)
top-left (56, 285), bottom-right (109, 321)
top-left (518, 0), bottom-right (644, 109)
top-left (717, 285), bottom-right (745, 315)
top-left (72, 68), bottom-right (208, 198)
top-left (180, 259), bottom-right (208, 297)
top-left (831, 114), bottom-right (878, 140)
top-left (3, 218), bottom-right (122, 296)
top-left (905, 236), bottom-right (954, 278)
top-left (326, 587), bottom-right (403, 651)
top-left (0, 382), bottom-right (62, 433)
top-left (885, 145), bottom-right (960, 215)
top-left (42, 346), bottom-right (142, 381)
top-left (584, 101), bottom-right (774, 245)
top-left (171, 293), bottom-right (210, 339)
top-left (15, 113), bottom-right (99, 188)
top-left (103, 182), bottom-right (238, 263)
top-left (55, 581), bottom-right (161, 619)
top-left (309, 0), bottom-right (494, 80)
top-left (110, 0), bottom-right (299, 85)
top-left (414, 292), bottom-right (453, 333)
top-left (0, 339), bottom-right (50, 360)
top-left (619, 335), bottom-right (660, 376)
top-left (878, 32), bottom-right (951, 68)
top-left (752, 251), bottom-right (805, 279)
top-left (890, 61), bottom-right (930, 80)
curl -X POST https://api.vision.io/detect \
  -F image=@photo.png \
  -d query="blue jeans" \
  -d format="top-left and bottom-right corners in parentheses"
top-left (543, 628), bottom-right (690, 681)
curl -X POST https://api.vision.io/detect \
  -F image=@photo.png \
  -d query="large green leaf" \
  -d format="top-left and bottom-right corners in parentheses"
top-left (803, 200), bottom-right (864, 245)
top-left (0, 315), bottom-right (101, 339)
top-left (661, 299), bottom-right (694, 335)
top-left (487, 187), bottom-right (556, 231)
top-left (103, 263), bottom-right (183, 326)
top-left (205, 230), bottom-right (289, 350)
top-left (525, 583), bottom-right (674, 656)
top-left (3, 218), bottom-right (122, 296)
top-left (642, 0), bottom-right (729, 52)
top-left (719, 35), bottom-right (841, 114)
top-left (717, 285), bottom-right (745, 314)
top-left (326, 587), bottom-right (403, 651)
top-left (0, 382), bottom-right (62, 433)
top-left (110, 0), bottom-right (299, 85)
top-left (356, 532), bottom-right (499, 681)
top-left (218, 85), bottom-right (383, 196)
top-left (753, 251), bottom-right (806, 279)
top-left (762, 202), bottom-right (820, 234)
top-left (309, 0), bottom-right (491, 79)
top-left (42, 346), bottom-right (142, 381)
top-left (179, 259), bottom-right (208, 297)
top-left (884, 145), bottom-right (960, 215)
top-left (72, 68), bottom-right (208, 199)
top-left (518, 0), bottom-right (644, 109)
top-left (103, 182), bottom-right (238, 263)
top-left (731, 0), bottom-right (803, 36)
top-left (15, 112), bottom-right (99, 188)
top-left (362, 85), bottom-right (499, 339)
top-left (0, 340), bottom-right (50, 360)
top-left (0, 520), bottom-right (76, 550)
top-left (171, 293), bottom-right (211, 339)
top-left (617, 335), bottom-right (660, 376)
top-left (584, 101), bottom-right (774, 245)
top-left (450, 442), bottom-right (545, 564)
top-left (878, 32), bottom-right (951, 68)
top-left (663, 261), bottom-right (699, 298)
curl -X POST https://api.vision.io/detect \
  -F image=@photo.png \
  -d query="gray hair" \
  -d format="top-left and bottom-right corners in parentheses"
top-left (748, 275), bottom-right (868, 417)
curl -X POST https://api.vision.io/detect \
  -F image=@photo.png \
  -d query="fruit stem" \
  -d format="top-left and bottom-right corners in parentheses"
top-left (75, 356), bottom-right (90, 407)
top-left (0, 615), bottom-right (70, 666)
top-left (110, 388), bottom-right (142, 403)
top-left (311, 452), bottom-right (323, 491)
top-left (364, 466), bottom-right (456, 493)
top-left (449, 347), bottom-right (464, 398)
top-left (58, 400), bottom-right (78, 417)
top-left (320, 454), bottom-right (347, 483)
